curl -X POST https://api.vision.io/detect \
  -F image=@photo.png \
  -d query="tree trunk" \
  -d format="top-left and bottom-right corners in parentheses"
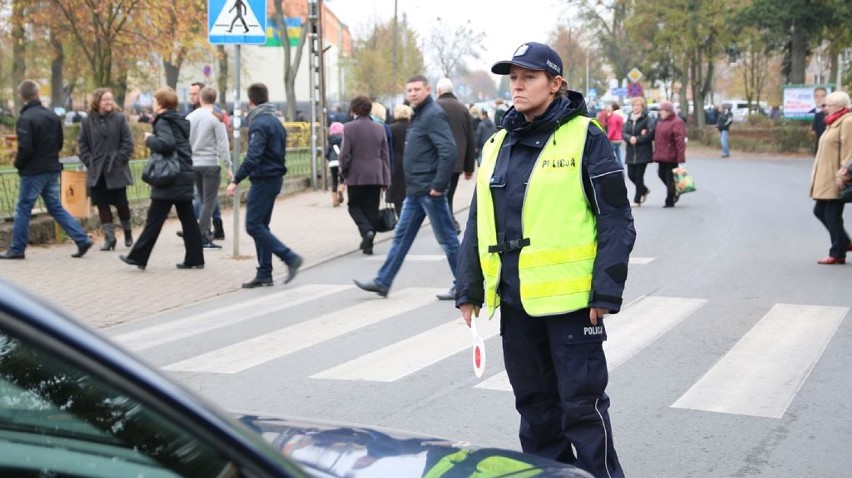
top-left (11, 0), bottom-right (26, 113)
top-left (50, 31), bottom-right (64, 110)
top-left (217, 46), bottom-right (228, 112)
top-left (164, 60), bottom-right (180, 90)
top-left (114, 67), bottom-right (128, 112)
top-left (788, 21), bottom-right (807, 84)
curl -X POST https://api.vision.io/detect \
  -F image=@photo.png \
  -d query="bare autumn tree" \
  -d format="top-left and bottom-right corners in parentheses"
top-left (11, 0), bottom-right (26, 112)
top-left (48, 0), bottom-right (148, 89)
top-left (349, 18), bottom-right (424, 103)
top-left (151, 0), bottom-right (209, 90)
top-left (549, 24), bottom-right (607, 97)
top-left (427, 17), bottom-right (484, 79)
top-left (564, 0), bottom-right (636, 82)
top-left (272, 0), bottom-right (308, 121)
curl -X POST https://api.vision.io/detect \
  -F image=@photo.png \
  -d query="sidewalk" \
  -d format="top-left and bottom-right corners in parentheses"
top-left (0, 178), bottom-right (476, 329)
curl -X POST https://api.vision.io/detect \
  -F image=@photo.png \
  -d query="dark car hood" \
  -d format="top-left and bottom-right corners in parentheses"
top-left (237, 414), bottom-right (593, 478)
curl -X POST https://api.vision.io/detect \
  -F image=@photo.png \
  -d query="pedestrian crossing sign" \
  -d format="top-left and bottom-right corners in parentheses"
top-left (208, 0), bottom-right (267, 45)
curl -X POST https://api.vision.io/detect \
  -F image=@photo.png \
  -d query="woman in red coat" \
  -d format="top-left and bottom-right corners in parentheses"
top-left (652, 100), bottom-right (686, 207)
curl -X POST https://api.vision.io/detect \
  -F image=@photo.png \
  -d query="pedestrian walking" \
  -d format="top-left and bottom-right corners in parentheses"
top-left (185, 81), bottom-right (226, 241)
top-left (809, 90), bottom-right (852, 265)
top-left (435, 78), bottom-right (476, 235)
top-left (338, 95), bottom-right (391, 255)
top-left (606, 101), bottom-right (624, 167)
top-left (186, 86), bottom-right (232, 250)
top-left (353, 74), bottom-right (459, 300)
top-left (810, 87), bottom-right (828, 155)
top-left (119, 87), bottom-right (204, 270)
top-left (388, 104), bottom-right (413, 216)
top-left (716, 105), bottom-right (733, 158)
top-left (226, 83), bottom-right (303, 287)
top-left (0, 80), bottom-right (94, 260)
top-left (623, 96), bottom-right (654, 207)
top-left (653, 100), bottom-right (687, 208)
top-left (327, 121), bottom-right (344, 207)
top-left (454, 42), bottom-right (633, 478)
top-left (475, 109), bottom-right (497, 165)
top-left (77, 87), bottom-right (135, 250)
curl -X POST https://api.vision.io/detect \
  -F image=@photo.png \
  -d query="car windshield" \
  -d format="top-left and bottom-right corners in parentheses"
top-left (0, 325), bottom-right (235, 478)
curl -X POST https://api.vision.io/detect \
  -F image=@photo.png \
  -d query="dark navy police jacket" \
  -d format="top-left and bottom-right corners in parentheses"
top-left (455, 91), bottom-right (636, 316)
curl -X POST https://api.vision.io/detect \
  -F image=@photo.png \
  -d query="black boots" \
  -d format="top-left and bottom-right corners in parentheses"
top-left (122, 219), bottom-right (133, 247)
top-left (213, 218), bottom-right (225, 240)
top-left (100, 223), bottom-right (116, 251)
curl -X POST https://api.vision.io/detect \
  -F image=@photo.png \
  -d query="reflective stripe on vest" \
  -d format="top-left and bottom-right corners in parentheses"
top-left (477, 116), bottom-right (597, 317)
top-left (422, 448), bottom-right (543, 478)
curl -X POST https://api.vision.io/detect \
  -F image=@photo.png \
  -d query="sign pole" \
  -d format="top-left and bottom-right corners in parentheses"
top-left (208, 0), bottom-right (267, 256)
top-left (231, 44), bottom-right (241, 257)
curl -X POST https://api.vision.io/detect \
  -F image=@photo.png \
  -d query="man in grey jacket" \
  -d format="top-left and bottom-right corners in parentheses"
top-left (187, 86), bottom-right (232, 248)
top-left (354, 75), bottom-right (459, 300)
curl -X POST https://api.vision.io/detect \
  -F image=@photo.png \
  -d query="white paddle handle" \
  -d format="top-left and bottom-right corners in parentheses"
top-left (470, 317), bottom-right (479, 339)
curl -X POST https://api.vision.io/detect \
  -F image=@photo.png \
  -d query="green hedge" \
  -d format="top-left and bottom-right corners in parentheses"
top-left (687, 120), bottom-right (813, 154)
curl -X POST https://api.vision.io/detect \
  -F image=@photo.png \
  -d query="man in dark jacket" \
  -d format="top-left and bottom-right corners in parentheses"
top-left (716, 105), bottom-right (733, 158)
top-left (0, 80), bottom-right (93, 260)
top-left (435, 78), bottom-right (476, 235)
top-left (353, 74), bottom-right (460, 300)
top-left (227, 83), bottom-right (303, 288)
top-left (475, 110), bottom-right (496, 164)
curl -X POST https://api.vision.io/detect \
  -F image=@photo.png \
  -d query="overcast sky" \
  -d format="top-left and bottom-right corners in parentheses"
top-left (323, 0), bottom-right (568, 76)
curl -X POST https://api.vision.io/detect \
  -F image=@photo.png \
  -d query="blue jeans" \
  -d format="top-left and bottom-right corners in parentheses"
top-left (610, 141), bottom-right (623, 168)
top-left (10, 171), bottom-right (89, 253)
top-left (720, 130), bottom-right (730, 156)
top-left (375, 193), bottom-right (459, 289)
top-left (245, 176), bottom-right (298, 279)
top-left (192, 187), bottom-right (221, 219)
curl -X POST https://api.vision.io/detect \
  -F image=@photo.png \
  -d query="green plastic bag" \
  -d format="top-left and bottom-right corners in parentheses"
top-left (673, 166), bottom-right (696, 194)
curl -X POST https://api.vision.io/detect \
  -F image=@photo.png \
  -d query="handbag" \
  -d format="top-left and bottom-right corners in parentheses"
top-left (376, 197), bottom-right (398, 233)
top-left (673, 165), bottom-right (696, 194)
top-left (141, 151), bottom-right (181, 187)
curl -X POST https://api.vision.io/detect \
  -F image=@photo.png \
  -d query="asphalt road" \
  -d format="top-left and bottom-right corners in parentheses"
top-left (107, 153), bottom-right (852, 477)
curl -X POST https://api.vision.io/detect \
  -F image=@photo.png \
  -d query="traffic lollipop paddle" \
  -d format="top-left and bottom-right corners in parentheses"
top-left (470, 317), bottom-right (486, 378)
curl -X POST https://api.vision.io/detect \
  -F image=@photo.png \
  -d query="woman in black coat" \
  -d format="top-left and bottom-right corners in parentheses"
top-left (119, 87), bottom-right (203, 270)
top-left (388, 104), bottom-right (412, 216)
top-left (77, 88), bottom-right (135, 250)
top-left (622, 96), bottom-right (655, 206)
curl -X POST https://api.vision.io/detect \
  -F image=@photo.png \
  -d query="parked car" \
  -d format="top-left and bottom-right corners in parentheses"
top-left (722, 100), bottom-right (769, 122)
top-left (0, 278), bottom-right (592, 478)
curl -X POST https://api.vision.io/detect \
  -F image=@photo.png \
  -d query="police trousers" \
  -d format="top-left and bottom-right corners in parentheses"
top-left (501, 304), bottom-right (625, 478)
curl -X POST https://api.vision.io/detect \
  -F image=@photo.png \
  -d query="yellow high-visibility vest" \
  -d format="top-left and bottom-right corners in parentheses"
top-left (477, 116), bottom-right (597, 316)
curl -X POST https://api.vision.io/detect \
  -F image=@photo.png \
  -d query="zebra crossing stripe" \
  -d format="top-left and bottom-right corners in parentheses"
top-left (311, 316), bottom-right (500, 382)
top-left (366, 255), bottom-right (447, 262)
top-left (161, 287), bottom-right (445, 374)
top-left (629, 257), bottom-right (654, 265)
top-left (112, 284), bottom-right (352, 351)
top-left (475, 296), bottom-right (708, 391)
top-left (671, 303), bottom-right (848, 418)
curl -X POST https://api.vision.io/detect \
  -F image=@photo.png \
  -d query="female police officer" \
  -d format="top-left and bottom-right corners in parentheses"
top-left (455, 42), bottom-right (634, 478)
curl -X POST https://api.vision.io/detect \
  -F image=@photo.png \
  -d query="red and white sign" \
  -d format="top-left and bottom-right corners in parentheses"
top-left (470, 318), bottom-right (486, 378)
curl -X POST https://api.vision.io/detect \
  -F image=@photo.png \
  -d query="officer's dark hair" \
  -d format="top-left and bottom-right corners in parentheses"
top-left (18, 80), bottom-right (39, 102)
top-left (247, 83), bottom-right (269, 105)
top-left (407, 74), bottom-right (429, 86)
top-left (350, 95), bottom-right (373, 117)
top-left (191, 81), bottom-right (206, 90)
top-left (543, 72), bottom-right (568, 99)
